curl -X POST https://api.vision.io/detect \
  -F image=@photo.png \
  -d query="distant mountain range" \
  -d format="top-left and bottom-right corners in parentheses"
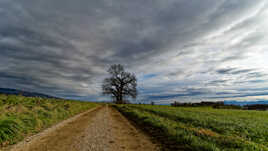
top-left (224, 100), bottom-right (268, 106)
top-left (0, 88), bottom-right (57, 98)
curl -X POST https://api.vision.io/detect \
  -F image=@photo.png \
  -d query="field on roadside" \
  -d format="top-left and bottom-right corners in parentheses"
top-left (0, 94), bottom-right (98, 147)
top-left (115, 104), bottom-right (268, 151)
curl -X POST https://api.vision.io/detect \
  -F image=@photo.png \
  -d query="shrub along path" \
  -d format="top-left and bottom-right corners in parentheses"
top-left (6, 105), bottom-right (160, 151)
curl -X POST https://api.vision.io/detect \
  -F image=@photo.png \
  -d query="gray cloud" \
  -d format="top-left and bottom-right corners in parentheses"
top-left (216, 68), bottom-right (255, 75)
top-left (0, 0), bottom-right (268, 102)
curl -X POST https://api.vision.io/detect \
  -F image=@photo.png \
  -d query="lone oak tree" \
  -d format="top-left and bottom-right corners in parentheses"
top-left (102, 64), bottom-right (137, 104)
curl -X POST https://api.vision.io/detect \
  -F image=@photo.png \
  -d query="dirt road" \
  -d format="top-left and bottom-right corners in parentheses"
top-left (9, 106), bottom-right (160, 151)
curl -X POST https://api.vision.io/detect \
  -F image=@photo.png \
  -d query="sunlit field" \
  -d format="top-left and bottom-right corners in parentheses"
top-left (115, 104), bottom-right (268, 151)
top-left (0, 94), bottom-right (98, 147)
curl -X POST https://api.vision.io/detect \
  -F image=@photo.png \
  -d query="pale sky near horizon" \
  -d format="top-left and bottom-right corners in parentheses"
top-left (0, 0), bottom-right (268, 104)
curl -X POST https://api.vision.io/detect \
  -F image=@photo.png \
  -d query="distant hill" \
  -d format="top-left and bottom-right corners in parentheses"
top-left (0, 88), bottom-right (57, 98)
top-left (224, 100), bottom-right (268, 106)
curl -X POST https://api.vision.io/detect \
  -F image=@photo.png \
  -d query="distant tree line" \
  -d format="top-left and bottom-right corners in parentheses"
top-left (170, 101), bottom-right (268, 110)
top-left (171, 101), bottom-right (225, 107)
top-left (244, 104), bottom-right (268, 111)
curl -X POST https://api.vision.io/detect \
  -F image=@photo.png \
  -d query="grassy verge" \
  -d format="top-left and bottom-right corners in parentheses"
top-left (115, 104), bottom-right (268, 151)
top-left (0, 94), bottom-right (98, 147)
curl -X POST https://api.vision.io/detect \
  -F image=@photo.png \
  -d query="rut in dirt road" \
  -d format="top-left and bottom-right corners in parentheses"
top-left (10, 106), bottom-right (160, 151)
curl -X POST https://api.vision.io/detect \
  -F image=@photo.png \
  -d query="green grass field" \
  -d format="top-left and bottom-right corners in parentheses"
top-left (115, 104), bottom-right (268, 151)
top-left (0, 94), bottom-right (98, 147)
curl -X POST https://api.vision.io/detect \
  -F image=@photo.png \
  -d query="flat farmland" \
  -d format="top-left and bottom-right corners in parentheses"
top-left (115, 104), bottom-right (268, 151)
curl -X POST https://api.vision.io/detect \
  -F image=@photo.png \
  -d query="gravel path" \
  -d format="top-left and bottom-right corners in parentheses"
top-left (8, 105), bottom-right (160, 151)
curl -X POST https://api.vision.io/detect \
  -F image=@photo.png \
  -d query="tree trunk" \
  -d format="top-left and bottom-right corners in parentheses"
top-left (118, 93), bottom-right (122, 104)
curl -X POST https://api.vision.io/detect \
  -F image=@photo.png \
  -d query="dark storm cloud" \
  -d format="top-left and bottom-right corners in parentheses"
top-left (144, 87), bottom-right (211, 101)
top-left (216, 68), bottom-right (255, 75)
top-left (216, 68), bottom-right (236, 74)
top-left (247, 72), bottom-right (267, 78)
top-left (148, 92), bottom-right (201, 100)
top-left (208, 92), bottom-right (268, 99)
top-left (0, 0), bottom-right (267, 102)
top-left (207, 80), bottom-right (229, 85)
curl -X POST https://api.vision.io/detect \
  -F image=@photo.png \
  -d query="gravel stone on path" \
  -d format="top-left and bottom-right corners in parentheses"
top-left (8, 105), bottom-right (160, 151)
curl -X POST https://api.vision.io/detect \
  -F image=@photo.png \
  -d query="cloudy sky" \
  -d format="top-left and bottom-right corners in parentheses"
top-left (1, 0), bottom-right (268, 104)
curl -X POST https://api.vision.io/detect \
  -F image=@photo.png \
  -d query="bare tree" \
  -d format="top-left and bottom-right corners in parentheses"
top-left (102, 64), bottom-right (137, 104)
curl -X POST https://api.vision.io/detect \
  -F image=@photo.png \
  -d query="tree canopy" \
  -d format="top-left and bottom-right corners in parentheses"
top-left (102, 64), bottom-right (137, 104)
